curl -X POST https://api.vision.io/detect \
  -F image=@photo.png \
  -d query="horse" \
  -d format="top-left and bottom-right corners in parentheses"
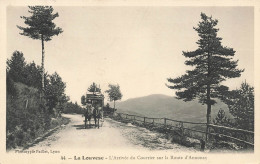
top-left (93, 107), bottom-right (103, 128)
top-left (84, 105), bottom-right (93, 129)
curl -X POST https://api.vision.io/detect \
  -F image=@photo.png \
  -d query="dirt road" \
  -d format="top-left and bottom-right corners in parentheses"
top-left (27, 114), bottom-right (196, 152)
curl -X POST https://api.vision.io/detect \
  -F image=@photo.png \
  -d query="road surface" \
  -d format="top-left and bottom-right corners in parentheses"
top-left (27, 114), bottom-right (197, 152)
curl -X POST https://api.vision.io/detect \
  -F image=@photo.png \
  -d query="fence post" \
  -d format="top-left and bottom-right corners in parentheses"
top-left (126, 114), bottom-right (128, 119)
top-left (133, 116), bottom-right (135, 122)
top-left (164, 118), bottom-right (166, 127)
top-left (152, 119), bottom-right (154, 125)
top-left (180, 122), bottom-right (184, 136)
top-left (205, 123), bottom-right (210, 149)
top-left (244, 133), bottom-right (248, 149)
top-left (25, 99), bottom-right (28, 109)
top-left (144, 117), bottom-right (146, 124)
top-left (206, 124), bottom-right (209, 142)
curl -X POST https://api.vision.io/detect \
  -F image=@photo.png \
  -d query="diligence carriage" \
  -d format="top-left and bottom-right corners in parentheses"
top-left (84, 92), bottom-right (104, 129)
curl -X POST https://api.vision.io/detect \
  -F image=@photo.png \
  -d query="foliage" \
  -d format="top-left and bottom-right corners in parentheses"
top-left (6, 51), bottom-right (27, 83)
top-left (222, 82), bottom-right (254, 130)
top-left (7, 6), bottom-right (65, 150)
top-left (17, 6), bottom-right (63, 42)
top-left (103, 103), bottom-right (115, 115)
top-left (81, 95), bottom-right (86, 106)
top-left (87, 82), bottom-right (101, 94)
top-left (6, 82), bottom-right (69, 149)
top-left (44, 72), bottom-right (67, 113)
top-left (6, 83), bottom-right (51, 149)
top-left (212, 82), bottom-right (254, 149)
top-left (63, 101), bottom-right (85, 114)
top-left (6, 71), bottom-right (17, 97)
top-left (7, 51), bottom-right (68, 113)
top-left (212, 106), bottom-right (253, 149)
top-left (6, 52), bottom-right (69, 149)
top-left (7, 51), bottom-right (45, 90)
top-left (213, 109), bottom-right (233, 127)
top-left (24, 62), bottom-right (42, 89)
top-left (80, 82), bottom-right (102, 108)
top-left (166, 13), bottom-right (243, 123)
top-left (212, 109), bottom-right (234, 143)
top-left (17, 6), bottom-right (63, 91)
top-left (105, 84), bottom-right (122, 109)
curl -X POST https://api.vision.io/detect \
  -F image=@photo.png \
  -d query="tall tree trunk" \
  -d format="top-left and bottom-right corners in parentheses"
top-left (206, 48), bottom-right (212, 140)
top-left (113, 100), bottom-right (115, 111)
top-left (206, 84), bottom-right (211, 141)
top-left (206, 84), bottom-right (211, 124)
top-left (41, 35), bottom-right (45, 96)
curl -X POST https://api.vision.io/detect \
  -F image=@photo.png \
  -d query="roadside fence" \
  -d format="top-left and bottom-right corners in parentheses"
top-left (111, 112), bottom-right (254, 149)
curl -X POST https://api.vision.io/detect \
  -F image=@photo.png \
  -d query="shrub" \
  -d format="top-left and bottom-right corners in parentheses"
top-left (6, 82), bottom-right (52, 150)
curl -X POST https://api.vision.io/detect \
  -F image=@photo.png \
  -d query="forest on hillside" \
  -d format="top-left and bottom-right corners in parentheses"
top-left (6, 51), bottom-right (84, 149)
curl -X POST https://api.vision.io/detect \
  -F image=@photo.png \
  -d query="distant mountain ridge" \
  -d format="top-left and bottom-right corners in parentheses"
top-left (115, 94), bottom-right (230, 123)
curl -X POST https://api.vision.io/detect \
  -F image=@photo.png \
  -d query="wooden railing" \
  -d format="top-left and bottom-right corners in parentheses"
top-left (112, 112), bottom-right (254, 147)
top-left (207, 124), bottom-right (254, 146)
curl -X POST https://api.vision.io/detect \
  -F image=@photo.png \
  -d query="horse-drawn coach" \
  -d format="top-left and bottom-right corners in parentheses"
top-left (84, 92), bottom-right (104, 129)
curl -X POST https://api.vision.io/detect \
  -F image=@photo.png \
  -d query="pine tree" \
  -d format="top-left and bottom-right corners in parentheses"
top-left (213, 109), bottom-right (232, 127)
top-left (7, 51), bottom-right (27, 83)
top-left (44, 72), bottom-right (67, 112)
top-left (167, 13), bottom-right (243, 126)
top-left (24, 61), bottom-right (42, 89)
top-left (88, 82), bottom-right (101, 94)
top-left (223, 82), bottom-right (254, 130)
top-left (17, 6), bottom-right (63, 94)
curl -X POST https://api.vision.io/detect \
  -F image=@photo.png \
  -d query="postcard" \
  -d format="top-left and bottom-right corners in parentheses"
top-left (1, 0), bottom-right (259, 163)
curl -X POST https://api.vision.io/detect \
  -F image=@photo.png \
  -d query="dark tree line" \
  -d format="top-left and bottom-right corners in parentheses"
top-left (7, 51), bottom-right (68, 113)
top-left (7, 51), bottom-right (43, 93)
top-left (6, 50), bottom-right (73, 149)
top-left (63, 101), bottom-right (85, 114)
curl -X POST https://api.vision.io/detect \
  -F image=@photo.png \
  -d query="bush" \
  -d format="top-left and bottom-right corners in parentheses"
top-left (6, 51), bottom-right (69, 150)
top-left (6, 82), bottom-right (52, 150)
top-left (63, 101), bottom-right (85, 114)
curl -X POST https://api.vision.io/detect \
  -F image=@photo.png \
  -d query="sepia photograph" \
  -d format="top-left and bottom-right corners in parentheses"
top-left (1, 1), bottom-right (259, 164)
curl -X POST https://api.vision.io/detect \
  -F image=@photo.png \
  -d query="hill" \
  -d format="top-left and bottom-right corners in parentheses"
top-left (115, 94), bottom-right (230, 123)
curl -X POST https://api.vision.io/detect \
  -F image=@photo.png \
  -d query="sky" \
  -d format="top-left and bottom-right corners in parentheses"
top-left (7, 6), bottom-right (254, 103)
